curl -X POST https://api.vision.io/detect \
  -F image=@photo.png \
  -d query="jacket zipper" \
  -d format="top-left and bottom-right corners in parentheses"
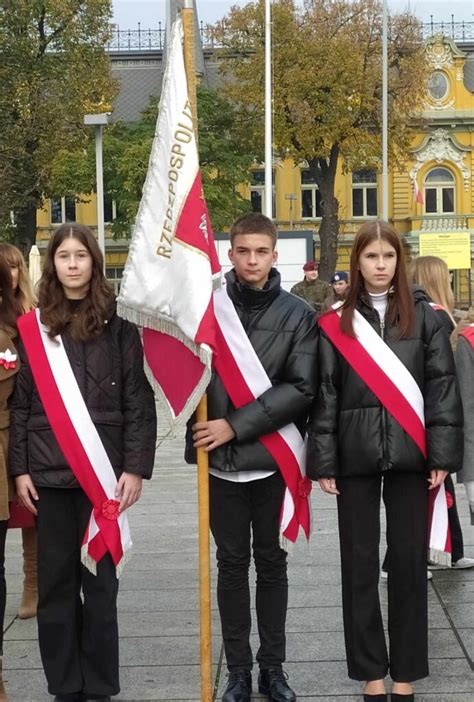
top-left (380, 317), bottom-right (389, 472)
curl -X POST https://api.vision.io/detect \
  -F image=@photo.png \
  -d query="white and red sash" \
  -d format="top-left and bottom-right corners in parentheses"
top-left (460, 323), bottom-right (474, 348)
top-left (319, 306), bottom-right (451, 565)
top-left (18, 310), bottom-right (132, 576)
top-left (212, 284), bottom-right (312, 548)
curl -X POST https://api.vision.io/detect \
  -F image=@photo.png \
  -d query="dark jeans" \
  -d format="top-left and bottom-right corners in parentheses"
top-left (337, 472), bottom-right (429, 683)
top-left (36, 488), bottom-right (120, 697)
top-left (210, 472), bottom-right (288, 672)
top-left (0, 520), bottom-right (7, 656)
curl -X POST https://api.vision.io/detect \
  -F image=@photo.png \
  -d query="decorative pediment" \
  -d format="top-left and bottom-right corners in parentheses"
top-left (425, 35), bottom-right (466, 70)
top-left (410, 129), bottom-right (471, 189)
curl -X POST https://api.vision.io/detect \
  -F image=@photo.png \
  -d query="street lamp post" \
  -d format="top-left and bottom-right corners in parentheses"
top-left (84, 112), bottom-right (109, 270)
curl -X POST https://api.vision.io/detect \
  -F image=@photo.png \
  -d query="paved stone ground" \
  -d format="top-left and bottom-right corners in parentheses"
top-left (2, 424), bottom-right (474, 701)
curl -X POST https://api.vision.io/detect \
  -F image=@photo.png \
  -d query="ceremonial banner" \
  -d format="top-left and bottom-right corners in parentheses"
top-left (117, 17), bottom-right (220, 426)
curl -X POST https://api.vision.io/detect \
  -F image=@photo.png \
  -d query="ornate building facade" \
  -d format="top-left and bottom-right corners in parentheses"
top-left (35, 24), bottom-right (474, 304)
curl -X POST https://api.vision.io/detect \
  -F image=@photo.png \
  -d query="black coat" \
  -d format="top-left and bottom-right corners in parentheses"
top-left (9, 307), bottom-right (157, 488)
top-left (306, 290), bottom-right (463, 480)
top-left (185, 268), bottom-right (318, 473)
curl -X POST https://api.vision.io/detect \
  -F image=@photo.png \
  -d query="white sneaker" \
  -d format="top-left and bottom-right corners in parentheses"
top-left (452, 557), bottom-right (474, 569)
top-left (381, 570), bottom-right (432, 580)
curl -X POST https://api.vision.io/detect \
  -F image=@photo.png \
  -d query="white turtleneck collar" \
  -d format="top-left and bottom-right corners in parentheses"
top-left (368, 289), bottom-right (389, 321)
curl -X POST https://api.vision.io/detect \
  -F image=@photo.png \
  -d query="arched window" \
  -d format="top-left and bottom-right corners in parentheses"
top-left (424, 167), bottom-right (455, 214)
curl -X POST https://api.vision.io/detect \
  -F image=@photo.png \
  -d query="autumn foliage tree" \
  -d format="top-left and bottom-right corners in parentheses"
top-left (49, 87), bottom-right (256, 236)
top-left (0, 0), bottom-right (117, 251)
top-left (215, 0), bottom-right (430, 278)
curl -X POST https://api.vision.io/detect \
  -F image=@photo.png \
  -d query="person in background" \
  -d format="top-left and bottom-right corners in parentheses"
top-left (452, 307), bottom-right (474, 526)
top-left (408, 256), bottom-right (474, 571)
top-left (322, 271), bottom-right (350, 311)
top-left (307, 222), bottom-right (463, 701)
top-left (0, 256), bottom-right (24, 701)
top-left (290, 261), bottom-right (331, 316)
top-left (0, 243), bottom-right (38, 620)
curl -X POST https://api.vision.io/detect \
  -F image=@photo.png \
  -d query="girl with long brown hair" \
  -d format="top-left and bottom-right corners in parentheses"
top-left (9, 223), bottom-right (157, 702)
top-left (0, 243), bottom-right (39, 622)
top-left (307, 221), bottom-right (463, 700)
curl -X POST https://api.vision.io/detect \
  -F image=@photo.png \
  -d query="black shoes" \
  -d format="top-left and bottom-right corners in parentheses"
top-left (222, 669), bottom-right (252, 702)
top-left (82, 698), bottom-right (111, 702)
top-left (391, 695), bottom-right (414, 701)
top-left (258, 668), bottom-right (296, 702)
top-left (53, 695), bottom-right (82, 702)
top-left (363, 696), bottom-right (387, 701)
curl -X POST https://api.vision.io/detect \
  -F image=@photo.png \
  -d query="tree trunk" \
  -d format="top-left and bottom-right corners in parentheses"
top-left (307, 145), bottom-right (340, 281)
top-left (318, 192), bottom-right (340, 281)
top-left (14, 203), bottom-right (37, 259)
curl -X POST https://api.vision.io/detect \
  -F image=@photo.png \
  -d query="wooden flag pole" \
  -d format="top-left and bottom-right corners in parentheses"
top-left (195, 395), bottom-right (213, 702)
top-left (182, 3), bottom-right (213, 700)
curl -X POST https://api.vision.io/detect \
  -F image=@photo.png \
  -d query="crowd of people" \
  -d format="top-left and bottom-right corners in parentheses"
top-left (0, 215), bottom-right (471, 702)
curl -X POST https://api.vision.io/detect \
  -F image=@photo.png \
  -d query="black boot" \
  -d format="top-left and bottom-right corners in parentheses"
top-left (222, 670), bottom-right (252, 702)
top-left (391, 695), bottom-right (414, 701)
top-left (258, 668), bottom-right (296, 702)
top-left (363, 696), bottom-right (387, 701)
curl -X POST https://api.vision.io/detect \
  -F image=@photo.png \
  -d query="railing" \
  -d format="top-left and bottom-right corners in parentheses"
top-left (106, 18), bottom-right (474, 53)
top-left (422, 17), bottom-right (474, 42)
top-left (107, 21), bottom-right (222, 52)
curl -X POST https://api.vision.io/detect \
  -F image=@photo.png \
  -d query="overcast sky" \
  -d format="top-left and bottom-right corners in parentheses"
top-left (111, 1), bottom-right (474, 28)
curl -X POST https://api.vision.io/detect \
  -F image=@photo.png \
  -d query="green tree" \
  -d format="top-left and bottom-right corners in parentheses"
top-left (50, 87), bottom-right (256, 236)
top-left (0, 0), bottom-right (117, 251)
top-left (215, 0), bottom-right (430, 278)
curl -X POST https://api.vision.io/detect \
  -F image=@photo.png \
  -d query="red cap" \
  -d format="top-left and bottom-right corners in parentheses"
top-left (303, 261), bottom-right (318, 271)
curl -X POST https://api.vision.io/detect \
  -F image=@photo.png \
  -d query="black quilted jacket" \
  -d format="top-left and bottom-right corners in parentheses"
top-left (8, 306), bottom-right (157, 488)
top-left (306, 289), bottom-right (463, 479)
top-left (185, 268), bottom-right (319, 473)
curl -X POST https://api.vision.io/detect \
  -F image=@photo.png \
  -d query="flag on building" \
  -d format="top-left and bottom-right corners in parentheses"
top-left (117, 16), bottom-right (221, 426)
top-left (413, 177), bottom-right (424, 205)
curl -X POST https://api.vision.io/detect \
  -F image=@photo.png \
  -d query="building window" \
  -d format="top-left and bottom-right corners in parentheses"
top-left (104, 194), bottom-right (117, 224)
top-left (250, 169), bottom-right (276, 218)
top-left (105, 266), bottom-right (124, 294)
top-left (424, 167), bottom-right (455, 214)
top-left (352, 169), bottom-right (378, 217)
top-left (301, 169), bottom-right (322, 219)
top-left (428, 71), bottom-right (449, 101)
top-left (51, 196), bottom-right (76, 225)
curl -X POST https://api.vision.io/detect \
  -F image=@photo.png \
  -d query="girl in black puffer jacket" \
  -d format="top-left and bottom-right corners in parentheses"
top-left (9, 223), bottom-right (157, 702)
top-left (307, 221), bottom-right (463, 701)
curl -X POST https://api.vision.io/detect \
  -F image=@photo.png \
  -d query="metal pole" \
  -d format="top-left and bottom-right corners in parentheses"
top-left (264, 0), bottom-right (273, 219)
top-left (95, 125), bottom-right (106, 270)
top-left (382, 0), bottom-right (389, 221)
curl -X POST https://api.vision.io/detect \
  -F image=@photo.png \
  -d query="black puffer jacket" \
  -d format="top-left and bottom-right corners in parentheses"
top-left (186, 269), bottom-right (318, 473)
top-left (9, 306), bottom-right (157, 488)
top-left (306, 290), bottom-right (463, 479)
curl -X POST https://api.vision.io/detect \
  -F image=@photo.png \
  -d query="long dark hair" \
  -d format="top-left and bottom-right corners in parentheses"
top-left (0, 256), bottom-right (22, 330)
top-left (0, 243), bottom-right (36, 313)
top-left (340, 221), bottom-right (415, 338)
top-left (38, 223), bottom-right (114, 340)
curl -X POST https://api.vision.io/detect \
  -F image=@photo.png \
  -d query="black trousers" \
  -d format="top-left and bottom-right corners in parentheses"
top-left (210, 472), bottom-right (288, 672)
top-left (36, 488), bottom-right (120, 697)
top-left (337, 472), bottom-right (429, 683)
top-left (0, 520), bottom-right (7, 656)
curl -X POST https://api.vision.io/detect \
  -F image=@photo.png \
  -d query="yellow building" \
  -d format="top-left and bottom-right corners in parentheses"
top-left (36, 31), bottom-right (474, 304)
